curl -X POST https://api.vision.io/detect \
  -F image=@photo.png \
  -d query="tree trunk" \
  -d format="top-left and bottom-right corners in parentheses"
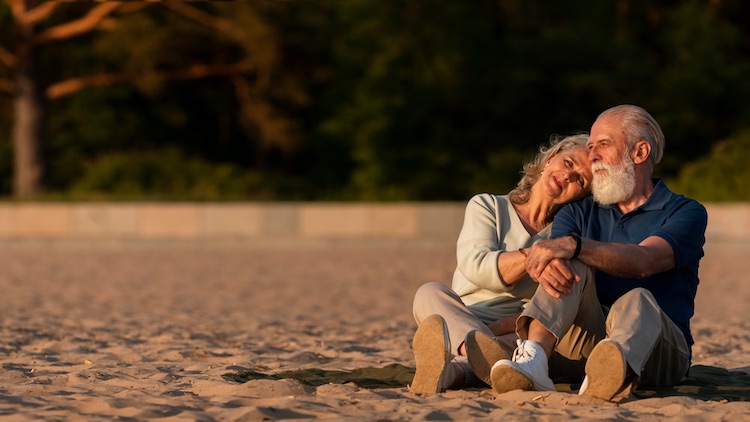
top-left (12, 48), bottom-right (45, 197)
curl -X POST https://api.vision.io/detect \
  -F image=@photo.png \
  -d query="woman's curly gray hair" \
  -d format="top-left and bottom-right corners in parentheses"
top-left (508, 133), bottom-right (589, 205)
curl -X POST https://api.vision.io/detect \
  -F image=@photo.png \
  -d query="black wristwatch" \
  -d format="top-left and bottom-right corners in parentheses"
top-left (569, 233), bottom-right (582, 259)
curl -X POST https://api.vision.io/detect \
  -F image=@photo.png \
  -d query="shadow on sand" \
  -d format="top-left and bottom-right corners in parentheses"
top-left (225, 364), bottom-right (750, 402)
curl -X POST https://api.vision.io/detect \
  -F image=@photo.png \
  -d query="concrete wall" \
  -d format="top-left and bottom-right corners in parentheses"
top-left (0, 202), bottom-right (746, 243)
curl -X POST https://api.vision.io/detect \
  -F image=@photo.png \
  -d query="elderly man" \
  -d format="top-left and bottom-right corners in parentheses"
top-left (482, 104), bottom-right (707, 401)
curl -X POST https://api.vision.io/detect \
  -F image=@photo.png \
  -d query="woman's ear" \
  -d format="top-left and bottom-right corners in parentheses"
top-left (632, 140), bottom-right (651, 165)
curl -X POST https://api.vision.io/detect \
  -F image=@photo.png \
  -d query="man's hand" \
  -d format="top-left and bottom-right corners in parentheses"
top-left (528, 258), bottom-right (580, 299)
top-left (524, 237), bottom-right (577, 280)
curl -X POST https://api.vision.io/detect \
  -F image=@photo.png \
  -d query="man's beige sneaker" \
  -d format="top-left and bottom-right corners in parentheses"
top-left (465, 330), bottom-right (508, 386)
top-left (409, 314), bottom-right (452, 394)
top-left (579, 339), bottom-right (628, 401)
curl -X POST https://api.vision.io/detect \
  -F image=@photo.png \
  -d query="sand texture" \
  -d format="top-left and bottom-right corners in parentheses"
top-left (0, 239), bottom-right (748, 421)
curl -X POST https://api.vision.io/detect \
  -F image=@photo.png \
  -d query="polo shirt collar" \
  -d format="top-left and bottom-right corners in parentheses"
top-left (596, 178), bottom-right (671, 212)
top-left (641, 179), bottom-right (671, 210)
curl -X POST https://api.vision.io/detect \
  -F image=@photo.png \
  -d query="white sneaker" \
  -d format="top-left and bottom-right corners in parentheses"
top-left (490, 339), bottom-right (556, 394)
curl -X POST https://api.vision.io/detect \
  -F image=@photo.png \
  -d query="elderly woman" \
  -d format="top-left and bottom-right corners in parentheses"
top-left (410, 134), bottom-right (592, 393)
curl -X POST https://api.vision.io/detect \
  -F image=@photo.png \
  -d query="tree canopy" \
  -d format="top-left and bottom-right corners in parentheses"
top-left (0, 0), bottom-right (748, 201)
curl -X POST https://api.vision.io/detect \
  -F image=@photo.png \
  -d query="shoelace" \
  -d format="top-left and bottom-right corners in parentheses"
top-left (511, 339), bottom-right (536, 363)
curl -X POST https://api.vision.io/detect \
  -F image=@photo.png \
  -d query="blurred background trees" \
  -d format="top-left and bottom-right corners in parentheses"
top-left (0, 0), bottom-right (748, 201)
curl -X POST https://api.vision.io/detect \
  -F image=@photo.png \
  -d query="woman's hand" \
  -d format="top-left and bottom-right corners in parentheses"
top-left (487, 312), bottom-right (522, 336)
top-left (524, 237), bottom-right (577, 280)
top-left (529, 258), bottom-right (580, 298)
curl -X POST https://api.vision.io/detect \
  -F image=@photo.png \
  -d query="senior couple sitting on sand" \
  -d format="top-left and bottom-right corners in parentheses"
top-left (410, 104), bottom-right (707, 401)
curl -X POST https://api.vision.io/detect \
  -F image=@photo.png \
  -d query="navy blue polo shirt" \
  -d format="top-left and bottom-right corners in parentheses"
top-left (551, 179), bottom-right (707, 349)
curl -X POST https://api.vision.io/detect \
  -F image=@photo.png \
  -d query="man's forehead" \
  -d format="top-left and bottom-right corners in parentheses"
top-left (590, 116), bottom-right (625, 141)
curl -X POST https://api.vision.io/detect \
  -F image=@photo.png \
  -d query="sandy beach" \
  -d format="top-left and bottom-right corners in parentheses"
top-left (0, 238), bottom-right (748, 420)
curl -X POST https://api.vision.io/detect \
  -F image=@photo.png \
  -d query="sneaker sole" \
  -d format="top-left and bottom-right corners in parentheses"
top-left (582, 340), bottom-right (626, 401)
top-left (490, 363), bottom-right (534, 394)
top-left (465, 331), bottom-right (507, 386)
top-left (410, 315), bottom-right (451, 393)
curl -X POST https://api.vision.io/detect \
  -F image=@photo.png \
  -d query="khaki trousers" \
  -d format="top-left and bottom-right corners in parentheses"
top-left (517, 260), bottom-right (691, 387)
top-left (412, 282), bottom-right (518, 361)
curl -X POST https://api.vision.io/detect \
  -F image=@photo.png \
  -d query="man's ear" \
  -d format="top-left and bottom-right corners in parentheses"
top-left (632, 140), bottom-right (651, 165)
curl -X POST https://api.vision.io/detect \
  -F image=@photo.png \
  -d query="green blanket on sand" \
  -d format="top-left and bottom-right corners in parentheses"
top-left (223, 364), bottom-right (750, 402)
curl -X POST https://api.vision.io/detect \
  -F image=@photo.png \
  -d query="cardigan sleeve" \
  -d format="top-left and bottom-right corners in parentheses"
top-left (453, 194), bottom-right (514, 292)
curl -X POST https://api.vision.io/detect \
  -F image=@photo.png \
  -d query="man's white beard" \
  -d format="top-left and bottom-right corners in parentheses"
top-left (591, 155), bottom-right (636, 205)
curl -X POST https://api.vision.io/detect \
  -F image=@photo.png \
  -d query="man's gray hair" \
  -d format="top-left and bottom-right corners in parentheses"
top-left (598, 105), bottom-right (665, 168)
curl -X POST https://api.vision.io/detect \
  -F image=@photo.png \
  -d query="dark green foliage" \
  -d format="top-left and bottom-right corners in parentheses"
top-left (1, 0), bottom-right (749, 200)
top-left (668, 129), bottom-right (750, 202)
top-left (654, 1), bottom-right (750, 176)
top-left (68, 148), bottom-right (269, 201)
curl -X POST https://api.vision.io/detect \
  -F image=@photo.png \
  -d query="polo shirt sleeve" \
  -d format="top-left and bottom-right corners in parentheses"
top-left (551, 203), bottom-right (581, 239)
top-left (652, 199), bottom-right (707, 269)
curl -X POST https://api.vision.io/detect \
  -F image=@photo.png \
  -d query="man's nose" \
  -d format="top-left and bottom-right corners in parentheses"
top-left (588, 147), bottom-right (600, 162)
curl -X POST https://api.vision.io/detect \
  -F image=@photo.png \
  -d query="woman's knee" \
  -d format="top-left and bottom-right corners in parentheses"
top-left (412, 281), bottom-right (461, 323)
top-left (414, 282), bottom-right (449, 304)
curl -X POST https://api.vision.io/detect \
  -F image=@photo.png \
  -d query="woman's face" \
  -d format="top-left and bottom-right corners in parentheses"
top-left (540, 146), bottom-right (592, 204)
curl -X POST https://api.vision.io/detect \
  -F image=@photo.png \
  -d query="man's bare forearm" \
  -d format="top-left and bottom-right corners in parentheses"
top-left (577, 236), bottom-right (675, 278)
